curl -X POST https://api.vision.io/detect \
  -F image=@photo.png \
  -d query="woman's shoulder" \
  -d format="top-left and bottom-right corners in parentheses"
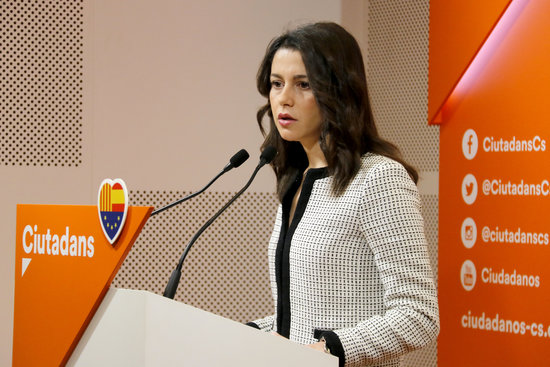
top-left (354, 153), bottom-right (416, 189)
top-left (358, 153), bottom-right (407, 175)
top-left (338, 154), bottom-right (419, 214)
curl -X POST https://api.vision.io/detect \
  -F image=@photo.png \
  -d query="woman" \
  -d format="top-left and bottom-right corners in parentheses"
top-left (249, 22), bottom-right (439, 367)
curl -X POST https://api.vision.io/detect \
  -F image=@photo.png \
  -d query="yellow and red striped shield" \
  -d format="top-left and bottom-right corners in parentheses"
top-left (97, 178), bottom-right (128, 245)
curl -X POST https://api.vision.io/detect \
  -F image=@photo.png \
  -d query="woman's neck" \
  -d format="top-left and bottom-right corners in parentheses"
top-left (302, 141), bottom-right (328, 170)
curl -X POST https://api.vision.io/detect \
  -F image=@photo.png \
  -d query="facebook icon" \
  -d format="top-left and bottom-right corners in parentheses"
top-left (462, 129), bottom-right (478, 160)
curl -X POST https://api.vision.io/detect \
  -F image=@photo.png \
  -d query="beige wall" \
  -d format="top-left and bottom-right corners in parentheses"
top-left (1, 1), bottom-right (340, 364)
top-left (1, 1), bottom-right (439, 366)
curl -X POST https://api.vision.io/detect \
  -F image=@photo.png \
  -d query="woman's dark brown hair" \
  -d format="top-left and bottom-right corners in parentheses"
top-left (257, 22), bottom-right (418, 200)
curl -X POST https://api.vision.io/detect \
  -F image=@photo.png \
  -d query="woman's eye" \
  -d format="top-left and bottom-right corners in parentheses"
top-left (298, 81), bottom-right (310, 89)
top-left (270, 80), bottom-right (283, 88)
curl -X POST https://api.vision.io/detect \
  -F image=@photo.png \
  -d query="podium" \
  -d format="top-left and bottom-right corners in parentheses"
top-left (67, 288), bottom-right (338, 366)
top-left (13, 202), bottom-right (337, 366)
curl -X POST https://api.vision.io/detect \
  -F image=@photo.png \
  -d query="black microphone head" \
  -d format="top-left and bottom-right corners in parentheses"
top-left (230, 149), bottom-right (249, 168)
top-left (259, 146), bottom-right (277, 165)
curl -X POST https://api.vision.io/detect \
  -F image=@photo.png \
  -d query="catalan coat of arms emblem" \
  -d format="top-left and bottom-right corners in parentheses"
top-left (97, 178), bottom-right (128, 245)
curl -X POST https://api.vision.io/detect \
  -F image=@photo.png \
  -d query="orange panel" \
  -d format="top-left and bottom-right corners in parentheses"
top-left (13, 205), bottom-right (152, 366)
top-left (438, 0), bottom-right (550, 365)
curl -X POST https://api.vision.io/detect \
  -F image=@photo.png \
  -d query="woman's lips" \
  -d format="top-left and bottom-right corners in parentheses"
top-left (278, 113), bottom-right (296, 127)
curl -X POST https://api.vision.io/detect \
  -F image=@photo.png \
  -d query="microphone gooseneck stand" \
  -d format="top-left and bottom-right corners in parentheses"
top-left (150, 149), bottom-right (249, 217)
top-left (163, 147), bottom-right (276, 299)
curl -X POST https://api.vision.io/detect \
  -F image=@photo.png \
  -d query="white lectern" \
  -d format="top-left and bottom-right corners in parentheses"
top-left (67, 288), bottom-right (338, 366)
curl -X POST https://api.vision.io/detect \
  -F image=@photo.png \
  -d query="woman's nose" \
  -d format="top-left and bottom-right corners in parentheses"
top-left (278, 85), bottom-right (294, 106)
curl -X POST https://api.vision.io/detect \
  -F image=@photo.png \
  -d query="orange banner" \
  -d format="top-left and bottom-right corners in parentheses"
top-left (13, 205), bottom-right (152, 366)
top-left (436, 0), bottom-right (550, 365)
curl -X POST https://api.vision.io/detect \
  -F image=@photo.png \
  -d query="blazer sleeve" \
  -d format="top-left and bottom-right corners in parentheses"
top-left (332, 160), bottom-right (440, 366)
top-left (248, 314), bottom-right (275, 332)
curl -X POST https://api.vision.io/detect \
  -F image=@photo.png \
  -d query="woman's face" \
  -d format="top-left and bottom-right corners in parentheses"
top-left (269, 48), bottom-right (322, 150)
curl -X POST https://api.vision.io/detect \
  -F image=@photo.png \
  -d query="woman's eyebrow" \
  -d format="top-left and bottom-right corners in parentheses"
top-left (270, 73), bottom-right (308, 80)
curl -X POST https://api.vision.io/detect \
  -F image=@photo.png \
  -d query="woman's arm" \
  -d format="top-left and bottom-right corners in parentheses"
top-left (328, 160), bottom-right (440, 366)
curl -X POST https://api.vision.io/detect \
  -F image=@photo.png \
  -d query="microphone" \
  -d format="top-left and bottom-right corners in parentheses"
top-left (163, 146), bottom-right (277, 299)
top-left (150, 149), bottom-right (249, 217)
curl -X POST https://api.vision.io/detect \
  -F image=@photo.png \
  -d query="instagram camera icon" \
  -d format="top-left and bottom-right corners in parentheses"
top-left (461, 217), bottom-right (477, 249)
top-left (464, 225), bottom-right (473, 241)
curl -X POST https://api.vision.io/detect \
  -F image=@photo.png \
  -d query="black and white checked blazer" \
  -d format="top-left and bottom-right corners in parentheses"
top-left (253, 154), bottom-right (439, 367)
